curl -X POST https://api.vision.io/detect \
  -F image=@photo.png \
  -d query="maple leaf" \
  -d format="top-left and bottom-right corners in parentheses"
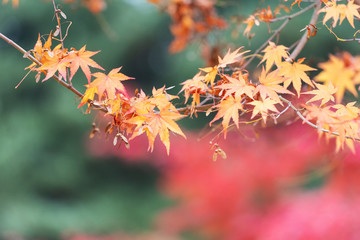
top-left (340, 0), bottom-right (360, 28)
top-left (78, 85), bottom-right (98, 108)
top-left (36, 44), bottom-right (70, 82)
top-left (304, 82), bottom-right (337, 106)
top-left (217, 48), bottom-right (249, 68)
top-left (278, 58), bottom-right (316, 96)
top-left (67, 45), bottom-right (104, 83)
top-left (319, 0), bottom-right (360, 28)
top-left (179, 72), bottom-right (207, 113)
top-left (215, 73), bottom-right (255, 100)
top-left (127, 104), bottom-right (185, 155)
top-left (149, 86), bottom-right (179, 111)
top-left (260, 41), bottom-right (289, 71)
top-left (303, 104), bottom-right (336, 136)
top-left (209, 96), bottom-right (244, 137)
top-left (315, 54), bottom-right (357, 103)
top-left (333, 102), bottom-right (360, 120)
top-left (248, 97), bottom-right (279, 123)
top-left (90, 67), bottom-right (133, 100)
top-left (254, 68), bottom-right (293, 104)
top-left (319, 0), bottom-right (340, 27)
top-left (243, 15), bottom-right (259, 37)
top-left (199, 67), bottom-right (218, 85)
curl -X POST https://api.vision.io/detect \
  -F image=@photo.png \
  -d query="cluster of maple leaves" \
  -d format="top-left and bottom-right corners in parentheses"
top-left (3, 0), bottom-right (360, 156)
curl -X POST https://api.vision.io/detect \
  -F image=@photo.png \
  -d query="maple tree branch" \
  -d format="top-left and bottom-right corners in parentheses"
top-left (0, 32), bottom-right (110, 113)
top-left (279, 96), bottom-right (360, 142)
top-left (324, 24), bottom-right (360, 42)
top-left (270, 3), bottom-right (317, 22)
top-left (289, 0), bottom-right (322, 59)
top-left (0, 32), bottom-right (84, 98)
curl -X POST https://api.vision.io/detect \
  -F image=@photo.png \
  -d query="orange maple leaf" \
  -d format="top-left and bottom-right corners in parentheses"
top-left (248, 97), bottom-right (279, 123)
top-left (67, 45), bottom-right (104, 83)
top-left (254, 68), bottom-right (293, 104)
top-left (90, 67), bottom-right (133, 100)
top-left (304, 82), bottom-right (337, 106)
top-left (243, 15), bottom-right (259, 37)
top-left (303, 104), bottom-right (336, 135)
top-left (127, 104), bottom-right (185, 155)
top-left (36, 44), bottom-right (70, 82)
top-left (333, 102), bottom-right (360, 120)
top-left (314, 54), bottom-right (357, 102)
top-left (260, 41), bottom-right (289, 71)
top-left (217, 48), bottom-right (249, 68)
top-left (278, 58), bottom-right (316, 96)
top-left (215, 73), bottom-right (255, 99)
top-left (209, 96), bottom-right (244, 137)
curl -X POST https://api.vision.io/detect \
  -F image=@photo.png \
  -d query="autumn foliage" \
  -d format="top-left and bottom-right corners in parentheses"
top-left (3, 0), bottom-right (360, 239)
top-left (2, 0), bottom-right (360, 156)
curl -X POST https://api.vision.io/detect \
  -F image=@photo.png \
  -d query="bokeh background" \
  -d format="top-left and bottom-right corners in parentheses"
top-left (1, 0), bottom-right (360, 239)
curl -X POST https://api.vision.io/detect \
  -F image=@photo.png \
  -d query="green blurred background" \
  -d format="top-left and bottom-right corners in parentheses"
top-left (0, 0), bottom-right (359, 239)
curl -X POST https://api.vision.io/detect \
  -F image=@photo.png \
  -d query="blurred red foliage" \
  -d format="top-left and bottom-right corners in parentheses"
top-left (88, 121), bottom-right (360, 239)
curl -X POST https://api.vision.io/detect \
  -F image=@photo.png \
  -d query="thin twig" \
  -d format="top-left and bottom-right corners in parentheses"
top-left (270, 3), bottom-right (316, 22)
top-left (279, 95), bottom-right (360, 141)
top-left (242, 19), bottom-right (290, 69)
top-left (242, 2), bottom-right (317, 69)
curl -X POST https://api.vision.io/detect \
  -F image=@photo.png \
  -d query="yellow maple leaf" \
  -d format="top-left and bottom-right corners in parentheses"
top-left (339, 0), bottom-right (360, 28)
top-left (260, 41), bottom-right (289, 71)
top-left (78, 85), bottom-right (98, 108)
top-left (278, 58), bottom-right (316, 96)
top-left (209, 96), bottom-right (244, 137)
top-left (315, 54), bottom-right (357, 102)
top-left (320, 0), bottom-right (360, 28)
top-left (304, 82), bottom-right (337, 106)
top-left (199, 67), bottom-right (218, 86)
